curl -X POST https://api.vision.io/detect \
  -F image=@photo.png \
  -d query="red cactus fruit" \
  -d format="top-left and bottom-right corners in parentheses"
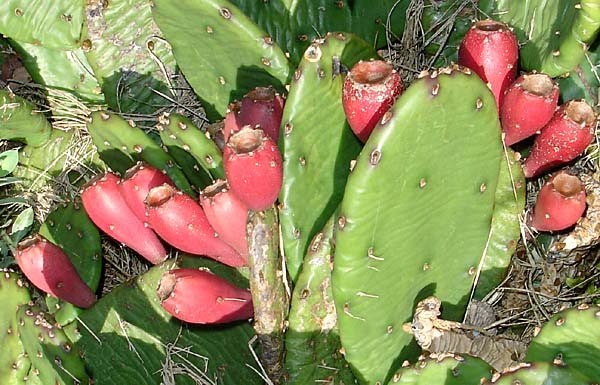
top-left (157, 268), bottom-right (253, 324)
top-left (238, 86), bottom-right (285, 142)
top-left (224, 127), bottom-right (283, 211)
top-left (501, 73), bottom-right (560, 146)
top-left (523, 100), bottom-right (597, 178)
top-left (118, 162), bottom-right (174, 222)
top-left (530, 171), bottom-right (586, 231)
top-left (223, 101), bottom-right (242, 143)
top-left (458, 19), bottom-right (519, 109)
top-left (342, 59), bottom-right (403, 142)
top-left (145, 184), bottom-right (246, 267)
top-left (81, 172), bottom-right (167, 264)
top-left (199, 179), bottom-right (249, 261)
top-left (16, 235), bottom-right (96, 308)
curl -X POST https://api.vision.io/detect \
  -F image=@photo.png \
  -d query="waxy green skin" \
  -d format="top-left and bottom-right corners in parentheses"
top-left (491, 362), bottom-right (593, 385)
top-left (0, 271), bottom-right (31, 385)
top-left (279, 32), bottom-right (376, 282)
top-left (0, 90), bottom-right (51, 147)
top-left (332, 68), bottom-right (503, 385)
top-left (387, 355), bottom-right (492, 385)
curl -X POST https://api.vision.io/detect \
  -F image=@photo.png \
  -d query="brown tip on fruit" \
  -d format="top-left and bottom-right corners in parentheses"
top-left (146, 184), bottom-right (175, 207)
top-left (157, 271), bottom-right (176, 301)
top-left (552, 172), bottom-right (582, 197)
top-left (565, 101), bottom-right (596, 126)
top-left (246, 86), bottom-right (276, 102)
top-left (474, 19), bottom-right (507, 32)
top-left (123, 162), bottom-right (146, 180)
top-left (522, 74), bottom-right (555, 97)
top-left (201, 179), bottom-right (229, 198)
top-left (228, 127), bottom-right (264, 154)
top-left (17, 234), bottom-right (43, 251)
top-left (350, 60), bottom-right (394, 84)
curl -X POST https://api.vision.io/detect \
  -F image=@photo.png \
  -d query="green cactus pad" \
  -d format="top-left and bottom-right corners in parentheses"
top-left (474, 148), bottom-right (525, 300)
top-left (9, 41), bottom-right (104, 104)
top-left (286, 213), bottom-right (356, 385)
top-left (151, 0), bottom-right (292, 120)
top-left (228, 0), bottom-right (409, 64)
top-left (16, 305), bottom-right (90, 385)
top-left (332, 66), bottom-right (503, 384)
top-left (77, 258), bottom-right (262, 385)
top-left (526, 304), bottom-right (600, 380)
top-left (83, 0), bottom-right (176, 115)
top-left (0, 0), bottom-right (84, 49)
top-left (0, 90), bottom-right (52, 147)
top-left (479, 0), bottom-right (600, 77)
top-left (386, 354), bottom-right (493, 385)
top-left (157, 113), bottom-right (224, 188)
top-left (279, 32), bottom-right (375, 282)
top-left (87, 110), bottom-right (194, 196)
top-left (492, 362), bottom-right (592, 385)
top-left (0, 271), bottom-right (31, 385)
top-left (557, 41), bottom-right (599, 105)
top-left (39, 200), bottom-right (102, 326)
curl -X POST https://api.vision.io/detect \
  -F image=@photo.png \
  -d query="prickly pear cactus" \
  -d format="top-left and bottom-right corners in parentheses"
top-left (285, 213), bottom-right (356, 385)
top-left (16, 304), bottom-right (90, 385)
top-left (0, 89), bottom-right (52, 147)
top-left (479, 0), bottom-right (600, 77)
top-left (332, 66), bottom-right (503, 384)
top-left (279, 32), bottom-right (376, 281)
top-left (151, 0), bottom-right (292, 120)
top-left (526, 304), bottom-right (600, 380)
top-left (0, 271), bottom-right (30, 385)
top-left (76, 258), bottom-right (262, 385)
top-left (557, 41), bottom-right (599, 104)
top-left (386, 354), bottom-right (493, 385)
top-left (491, 362), bottom-right (593, 384)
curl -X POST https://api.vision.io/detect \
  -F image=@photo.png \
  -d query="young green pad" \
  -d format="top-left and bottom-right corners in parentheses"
top-left (0, 271), bottom-right (31, 385)
top-left (526, 304), bottom-right (600, 380)
top-left (386, 354), bottom-right (493, 385)
top-left (332, 66), bottom-right (503, 385)
top-left (151, 0), bottom-right (292, 120)
top-left (492, 362), bottom-right (593, 385)
top-left (0, 90), bottom-right (52, 147)
top-left (279, 32), bottom-right (376, 282)
top-left (479, 0), bottom-right (600, 77)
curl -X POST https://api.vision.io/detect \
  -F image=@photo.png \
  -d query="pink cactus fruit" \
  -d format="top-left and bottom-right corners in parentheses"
top-left (238, 86), bottom-right (285, 142)
top-left (16, 234), bottom-right (96, 308)
top-left (145, 184), bottom-right (246, 267)
top-left (223, 101), bottom-right (242, 143)
top-left (523, 100), bottom-right (597, 178)
top-left (81, 172), bottom-right (167, 264)
top-left (118, 162), bottom-right (174, 222)
top-left (530, 171), bottom-right (586, 231)
top-left (199, 179), bottom-right (249, 261)
top-left (157, 268), bottom-right (253, 324)
top-left (342, 59), bottom-right (403, 142)
top-left (223, 126), bottom-right (283, 211)
top-left (458, 19), bottom-right (519, 110)
top-left (501, 73), bottom-right (560, 146)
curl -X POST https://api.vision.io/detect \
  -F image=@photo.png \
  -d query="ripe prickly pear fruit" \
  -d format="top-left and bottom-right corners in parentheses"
top-left (531, 171), bottom-right (586, 231)
top-left (224, 127), bottom-right (283, 211)
top-left (458, 19), bottom-right (519, 109)
top-left (16, 235), bottom-right (96, 308)
top-left (145, 184), bottom-right (246, 267)
top-left (199, 179), bottom-right (249, 261)
top-left (342, 59), bottom-right (403, 142)
top-left (81, 172), bottom-right (167, 264)
top-left (157, 268), bottom-right (253, 324)
top-left (223, 101), bottom-right (242, 143)
top-left (238, 86), bottom-right (285, 143)
top-left (118, 162), bottom-right (174, 222)
top-left (523, 100), bottom-right (597, 178)
top-left (501, 73), bottom-right (560, 146)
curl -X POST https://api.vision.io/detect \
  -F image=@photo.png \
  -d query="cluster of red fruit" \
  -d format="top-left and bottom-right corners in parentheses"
top-left (15, 87), bottom-right (287, 325)
top-left (341, 19), bottom-right (598, 234)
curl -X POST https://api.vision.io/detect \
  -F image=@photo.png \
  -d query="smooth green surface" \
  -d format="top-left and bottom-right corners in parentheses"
top-left (0, 90), bottom-right (52, 147)
top-left (474, 148), bottom-right (525, 300)
top-left (493, 362), bottom-right (592, 384)
top-left (77, 259), bottom-right (262, 385)
top-left (0, 0), bottom-right (84, 49)
top-left (0, 272), bottom-right (31, 385)
top-left (557, 39), bottom-right (599, 105)
top-left (152, 0), bottom-right (292, 120)
top-left (279, 32), bottom-right (374, 282)
top-left (480, 0), bottom-right (600, 77)
top-left (386, 355), bottom-right (492, 385)
top-left (527, 304), bottom-right (600, 380)
top-left (332, 69), bottom-right (503, 384)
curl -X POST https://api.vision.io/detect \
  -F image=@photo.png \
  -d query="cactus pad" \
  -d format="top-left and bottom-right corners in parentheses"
top-left (332, 66), bottom-right (503, 384)
top-left (0, 90), bottom-right (52, 147)
top-left (279, 32), bottom-right (375, 281)
top-left (492, 362), bottom-right (592, 384)
top-left (387, 354), bottom-right (493, 385)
